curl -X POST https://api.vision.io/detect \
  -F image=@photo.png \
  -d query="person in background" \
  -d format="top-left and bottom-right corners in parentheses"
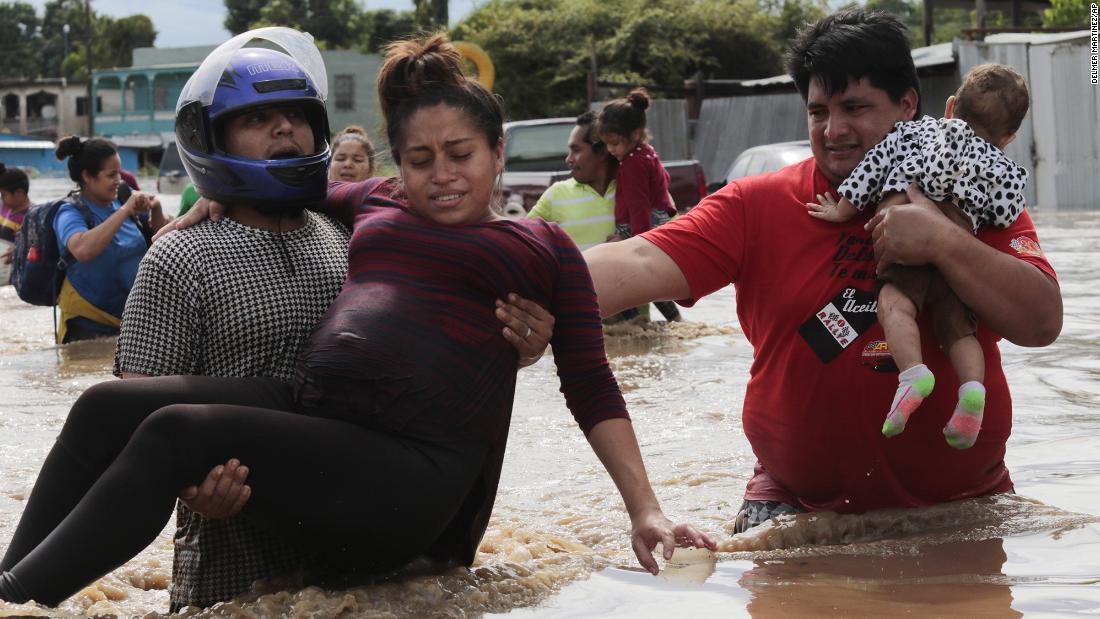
top-left (329, 125), bottom-right (376, 182)
top-left (596, 88), bottom-right (682, 323)
top-left (527, 112), bottom-right (644, 324)
top-left (177, 182), bottom-right (201, 217)
top-left (119, 169), bottom-right (141, 192)
top-left (527, 112), bottom-right (616, 251)
top-left (52, 136), bottom-right (170, 343)
top-left (0, 164), bottom-right (32, 280)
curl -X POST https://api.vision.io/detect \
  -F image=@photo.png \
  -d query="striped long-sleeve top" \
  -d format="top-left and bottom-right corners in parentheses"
top-left (297, 177), bottom-right (630, 564)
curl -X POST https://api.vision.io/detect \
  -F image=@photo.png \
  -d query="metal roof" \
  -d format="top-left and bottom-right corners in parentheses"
top-left (740, 42), bottom-right (957, 89)
top-left (0, 140), bottom-right (56, 149)
top-left (982, 30), bottom-right (1091, 44)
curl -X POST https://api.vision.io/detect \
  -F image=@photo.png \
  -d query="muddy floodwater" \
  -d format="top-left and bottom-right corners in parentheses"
top-left (1, 179), bottom-right (1098, 617)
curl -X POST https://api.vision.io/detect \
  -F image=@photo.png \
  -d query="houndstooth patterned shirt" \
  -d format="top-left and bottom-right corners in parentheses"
top-left (114, 210), bottom-right (349, 611)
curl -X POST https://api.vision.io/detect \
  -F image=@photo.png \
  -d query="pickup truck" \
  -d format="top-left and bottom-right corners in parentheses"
top-left (500, 117), bottom-right (708, 217)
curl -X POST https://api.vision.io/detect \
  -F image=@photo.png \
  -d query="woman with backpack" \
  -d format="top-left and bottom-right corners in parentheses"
top-left (52, 137), bottom-right (169, 343)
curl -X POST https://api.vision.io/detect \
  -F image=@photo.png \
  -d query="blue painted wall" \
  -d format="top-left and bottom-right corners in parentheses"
top-left (1, 141), bottom-right (141, 177)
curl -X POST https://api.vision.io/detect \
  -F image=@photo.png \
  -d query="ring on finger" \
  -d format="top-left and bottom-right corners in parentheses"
top-left (523, 325), bottom-right (532, 340)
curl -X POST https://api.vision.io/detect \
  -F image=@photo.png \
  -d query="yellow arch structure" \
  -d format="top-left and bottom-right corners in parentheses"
top-left (453, 41), bottom-right (495, 90)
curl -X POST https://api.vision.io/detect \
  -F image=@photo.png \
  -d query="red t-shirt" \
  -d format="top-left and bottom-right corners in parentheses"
top-left (641, 158), bottom-right (1056, 513)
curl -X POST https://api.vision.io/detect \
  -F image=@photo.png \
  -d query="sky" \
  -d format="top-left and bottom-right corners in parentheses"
top-left (23, 0), bottom-right (480, 48)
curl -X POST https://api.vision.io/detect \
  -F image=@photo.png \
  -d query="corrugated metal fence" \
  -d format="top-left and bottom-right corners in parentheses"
top-left (692, 93), bottom-right (808, 186)
top-left (646, 99), bottom-right (691, 162)
top-left (959, 33), bottom-right (1100, 210)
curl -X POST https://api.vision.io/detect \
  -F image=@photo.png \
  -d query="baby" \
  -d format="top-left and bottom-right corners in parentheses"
top-left (807, 63), bottom-right (1030, 449)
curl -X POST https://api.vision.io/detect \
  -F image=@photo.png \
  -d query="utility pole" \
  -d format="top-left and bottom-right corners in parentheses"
top-left (85, 0), bottom-right (94, 135)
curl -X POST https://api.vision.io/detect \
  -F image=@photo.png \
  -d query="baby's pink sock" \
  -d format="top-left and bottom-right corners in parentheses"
top-left (944, 381), bottom-right (985, 449)
top-left (883, 364), bottom-right (935, 437)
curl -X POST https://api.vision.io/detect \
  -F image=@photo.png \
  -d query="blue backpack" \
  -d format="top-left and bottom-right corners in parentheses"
top-left (10, 184), bottom-right (148, 307)
top-left (10, 193), bottom-right (91, 307)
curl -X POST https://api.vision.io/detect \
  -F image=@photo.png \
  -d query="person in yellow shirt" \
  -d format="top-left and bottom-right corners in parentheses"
top-left (527, 112), bottom-right (617, 250)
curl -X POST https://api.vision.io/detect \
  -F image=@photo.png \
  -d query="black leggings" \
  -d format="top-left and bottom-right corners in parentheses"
top-left (0, 376), bottom-right (487, 606)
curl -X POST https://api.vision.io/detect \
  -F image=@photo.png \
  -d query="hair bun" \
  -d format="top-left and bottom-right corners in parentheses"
top-left (55, 135), bottom-right (84, 160)
top-left (339, 125), bottom-right (367, 137)
top-left (378, 32), bottom-right (466, 122)
top-left (626, 88), bottom-right (650, 111)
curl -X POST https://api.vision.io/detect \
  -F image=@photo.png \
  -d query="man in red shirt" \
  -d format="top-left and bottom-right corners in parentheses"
top-left (585, 9), bottom-right (1062, 531)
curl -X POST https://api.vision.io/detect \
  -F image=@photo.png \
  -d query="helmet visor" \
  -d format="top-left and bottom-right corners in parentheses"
top-left (177, 27), bottom-right (328, 113)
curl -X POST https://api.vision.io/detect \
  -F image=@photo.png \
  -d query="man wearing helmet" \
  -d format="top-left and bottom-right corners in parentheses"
top-left (114, 32), bottom-right (552, 612)
top-left (114, 42), bottom-right (349, 611)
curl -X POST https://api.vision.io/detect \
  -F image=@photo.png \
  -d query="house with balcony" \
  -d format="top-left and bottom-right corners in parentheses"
top-left (91, 45), bottom-right (385, 166)
top-left (1, 77), bottom-right (90, 140)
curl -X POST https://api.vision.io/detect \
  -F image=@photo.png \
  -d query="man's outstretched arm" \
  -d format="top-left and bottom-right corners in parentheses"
top-left (584, 236), bottom-right (691, 318)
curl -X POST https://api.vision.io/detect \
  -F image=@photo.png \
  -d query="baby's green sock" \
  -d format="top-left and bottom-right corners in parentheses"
top-left (944, 381), bottom-right (985, 449)
top-left (883, 364), bottom-right (935, 437)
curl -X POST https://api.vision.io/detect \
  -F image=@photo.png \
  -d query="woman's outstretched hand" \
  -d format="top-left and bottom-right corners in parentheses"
top-left (496, 293), bottom-right (555, 367)
top-left (631, 509), bottom-right (717, 575)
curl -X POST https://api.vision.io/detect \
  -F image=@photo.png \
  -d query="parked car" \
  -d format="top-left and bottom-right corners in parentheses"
top-left (717, 140), bottom-right (813, 190)
top-left (500, 118), bottom-right (707, 217)
top-left (156, 142), bottom-right (188, 195)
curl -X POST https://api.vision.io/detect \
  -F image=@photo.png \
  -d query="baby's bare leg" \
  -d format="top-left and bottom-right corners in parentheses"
top-left (879, 282), bottom-right (935, 437)
top-left (874, 191), bottom-right (934, 440)
top-left (946, 335), bottom-right (984, 385)
top-left (928, 273), bottom-right (986, 449)
top-left (878, 282), bottom-right (921, 371)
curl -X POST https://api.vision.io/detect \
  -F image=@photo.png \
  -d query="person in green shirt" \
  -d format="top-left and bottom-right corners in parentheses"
top-left (177, 182), bottom-right (200, 217)
top-left (527, 112), bottom-right (617, 250)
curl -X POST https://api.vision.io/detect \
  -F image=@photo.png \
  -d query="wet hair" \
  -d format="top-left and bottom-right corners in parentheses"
top-left (596, 88), bottom-right (650, 139)
top-left (55, 136), bottom-right (118, 187)
top-left (785, 9), bottom-right (922, 115)
top-left (0, 163), bottom-right (30, 194)
top-left (575, 111), bottom-right (617, 168)
top-left (332, 125), bottom-right (377, 174)
top-left (376, 32), bottom-right (503, 164)
top-left (952, 63), bottom-right (1029, 145)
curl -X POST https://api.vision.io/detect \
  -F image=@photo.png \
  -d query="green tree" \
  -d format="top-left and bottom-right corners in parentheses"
top-left (225, 0), bottom-right (371, 49)
top-left (1043, 0), bottom-right (1090, 26)
top-left (224, 0), bottom-right (265, 34)
top-left (414, 0), bottom-right (448, 29)
top-left (40, 0), bottom-right (94, 78)
top-left (452, 0), bottom-right (785, 120)
top-left (30, 1), bottom-right (156, 81)
top-left (767, 0), bottom-right (828, 44)
top-left (0, 1), bottom-right (41, 79)
top-left (361, 9), bottom-right (418, 53)
top-left (100, 14), bottom-right (156, 68)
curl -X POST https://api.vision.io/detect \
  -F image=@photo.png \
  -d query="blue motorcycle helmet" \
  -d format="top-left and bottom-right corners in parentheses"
top-left (175, 28), bottom-right (331, 212)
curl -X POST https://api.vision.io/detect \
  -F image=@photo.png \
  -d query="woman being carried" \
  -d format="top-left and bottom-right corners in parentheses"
top-left (0, 32), bottom-right (713, 607)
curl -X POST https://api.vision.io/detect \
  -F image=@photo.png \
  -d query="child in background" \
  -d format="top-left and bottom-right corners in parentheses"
top-left (806, 63), bottom-right (1031, 449)
top-left (0, 164), bottom-right (32, 282)
top-left (597, 88), bottom-right (682, 323)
